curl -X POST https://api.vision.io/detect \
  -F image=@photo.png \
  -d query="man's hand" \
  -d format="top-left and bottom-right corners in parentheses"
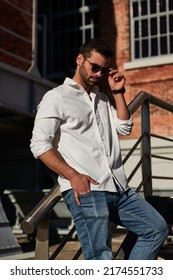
top-left (108, 68), bottom-right (126, 91)
top-left (69, 173), bottom-right (99, 205)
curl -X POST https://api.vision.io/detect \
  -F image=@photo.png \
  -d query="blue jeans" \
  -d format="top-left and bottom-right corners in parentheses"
top-left (62, 188), bottom-right (168, 260)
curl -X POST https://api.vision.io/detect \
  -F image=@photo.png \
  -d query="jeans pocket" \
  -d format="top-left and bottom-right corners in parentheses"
top-left (78, 191), bottom-right (92, 198)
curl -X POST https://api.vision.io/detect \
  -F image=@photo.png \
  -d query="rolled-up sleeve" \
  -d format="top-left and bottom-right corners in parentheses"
top-left (110, 104), bottom-right (133, 136)
top-left (30, 89), bottom-right (64, 158)
top-left (115, 115), bottom-right (133, 136)
top-left (30, 118), bottom-right (60, 158)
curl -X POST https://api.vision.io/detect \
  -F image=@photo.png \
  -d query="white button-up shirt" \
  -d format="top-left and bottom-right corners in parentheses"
top-left (30, 78), bottom-right (133, 193)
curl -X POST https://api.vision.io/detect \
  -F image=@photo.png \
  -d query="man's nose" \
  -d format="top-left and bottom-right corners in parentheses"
top-left (95, 70), bottom-right (103, 77)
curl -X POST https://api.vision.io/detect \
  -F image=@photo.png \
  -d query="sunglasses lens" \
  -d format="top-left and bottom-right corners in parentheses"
top-left (92, 64), bottom-right (100, 73)
top-left (92, 64), bottom-right (108, 74)
top-left (85, 57), bottom-right (108, 74)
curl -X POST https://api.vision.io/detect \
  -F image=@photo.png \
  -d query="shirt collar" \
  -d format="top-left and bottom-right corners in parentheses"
top-left (64, 77), bottom-right (100, 94)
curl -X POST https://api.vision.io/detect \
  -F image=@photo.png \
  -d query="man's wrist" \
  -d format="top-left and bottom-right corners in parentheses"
top-left (111, 87), bottom-right (126, 94)
top-left (66, 167), bottom-right (79, 181)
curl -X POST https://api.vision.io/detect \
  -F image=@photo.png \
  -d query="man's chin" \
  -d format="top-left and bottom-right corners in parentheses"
top-left (89, 78), bottom-right (99, 85)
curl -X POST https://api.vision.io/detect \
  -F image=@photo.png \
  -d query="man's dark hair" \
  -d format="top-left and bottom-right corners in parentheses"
top-left (79, 38), bottom-right (113, 58)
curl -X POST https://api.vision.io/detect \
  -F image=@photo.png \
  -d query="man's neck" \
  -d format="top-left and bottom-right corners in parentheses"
top-left (72, 75), bottom-right (91, 94)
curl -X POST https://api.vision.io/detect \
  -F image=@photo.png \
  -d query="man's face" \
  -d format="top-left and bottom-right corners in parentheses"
top-left (77, 50), bottom-right (111, 88)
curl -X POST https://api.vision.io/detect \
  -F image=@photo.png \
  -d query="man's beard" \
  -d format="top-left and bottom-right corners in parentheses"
top-left (79, 65), bottom-right (100, 87)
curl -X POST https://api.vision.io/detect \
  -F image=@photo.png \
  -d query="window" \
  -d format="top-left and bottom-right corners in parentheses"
top-left (37, 0), bottom-right (98, 83)
top-left (130, 0), bottom-right (173, 61)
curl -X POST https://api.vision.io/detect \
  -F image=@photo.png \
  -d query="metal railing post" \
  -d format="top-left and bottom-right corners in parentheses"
top-left (141, 99), bottom-right (153, 198)
top-left (35, 215), bottom-right (49, 260)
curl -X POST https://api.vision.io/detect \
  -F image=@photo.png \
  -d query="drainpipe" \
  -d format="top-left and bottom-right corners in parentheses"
top-left (28, 0), bottom-right (41, 77)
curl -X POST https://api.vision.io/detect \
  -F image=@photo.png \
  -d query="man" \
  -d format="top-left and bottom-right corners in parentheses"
top-left (30, 39), bottom-right (168, 260)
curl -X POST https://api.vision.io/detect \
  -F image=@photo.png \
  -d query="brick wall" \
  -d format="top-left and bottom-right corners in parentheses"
top-left (100, 0), bottom-right (173, 138)
top-left (0, 0), bottom-right (32, 70)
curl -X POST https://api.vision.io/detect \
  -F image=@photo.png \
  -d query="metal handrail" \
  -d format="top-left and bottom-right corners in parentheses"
top-left (20, 91), bottom-right (173, 259)
top-left (151, 154), bottom-right (173, 161)
top-left (152, 176), bottom-right (173, 180)
top-left (151, 133), bottom-right (173, 142)
top-left (21, 183), bottom-right (61, 234)
top-left (128, 91), bottom-right (173, 114)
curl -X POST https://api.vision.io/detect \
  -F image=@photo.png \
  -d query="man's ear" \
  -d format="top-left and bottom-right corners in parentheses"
top-left (76, 54), bottom-right (83, 66)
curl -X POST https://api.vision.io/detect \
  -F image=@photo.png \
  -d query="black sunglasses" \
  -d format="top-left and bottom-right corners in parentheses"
top-left (84, 57), bottom-right (109, 74)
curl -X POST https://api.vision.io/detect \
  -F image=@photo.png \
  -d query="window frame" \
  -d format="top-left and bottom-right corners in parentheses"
top-left (125, 0), bottom-right (173, 69)
top-left (37, 0), bottom-right (98, 81)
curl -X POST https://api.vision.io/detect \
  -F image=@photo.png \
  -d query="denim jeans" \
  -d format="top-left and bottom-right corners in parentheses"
top-left (62, 188), bottom-right (168, 260)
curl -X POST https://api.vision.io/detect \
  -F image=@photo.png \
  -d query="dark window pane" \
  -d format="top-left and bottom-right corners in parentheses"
top-left (142, 39), bottom-right (148, 57)
top-left (52, 18), bottom-right (59, 32)
top-left (135, 21), bottom-right (139, 38)
top-left (151, 38), bottom-right (158, 56)
top-left (77, 13), bottom-right (82, 27)
top-left (94, 24), bottom-right (98, 38)
top-left (170, 15), bottom-right (173, 32)
top-left (170, 35), bottom-right (173, 53)
top-left (159, 0), bottom-right (166, 12)
top-left (78, 31), bottom-right (83, 48)
top-left (141, 0), bottom-right (147, 15)
top-left (151, 0), bottom-right (156, 13)
top-left (86, 0), bottom-right (96, 5)
top-left (135, 41), bottom-right (140, 58)
top-left (52, 0), bottom-right (78, 12)
top-left (160, 36), bottom-right (167, 54)
top-left (86, 29), bottom-right (92, 42)
top-left (52, 1), bottom-right (59, 12)
top-left (169, 0), bottom-right (173, 10)
top-left (160, 16), bottom-right (167, 34)
top-left (86, 12), bottom-right (92, 25)
top-left (68, 14), bottom-right (77, 29)
top-left (54, 33), bottom-right (65, 50)
top-left (93, 10), bottom-right (98, 26)
top-left (133, 2), bottom-right (138, 17)
top-left (142, 19), bottom-right (148, 36)
top-left (151, 18), bottom-right (157, 35)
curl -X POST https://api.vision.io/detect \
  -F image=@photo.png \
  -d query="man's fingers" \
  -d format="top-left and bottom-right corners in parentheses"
top-left (74, 192), bottom-right (80, 205)
top-left (72, 175), bottom-right (99, 205)
top-left (88, 176), bottom-right (99, 185)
